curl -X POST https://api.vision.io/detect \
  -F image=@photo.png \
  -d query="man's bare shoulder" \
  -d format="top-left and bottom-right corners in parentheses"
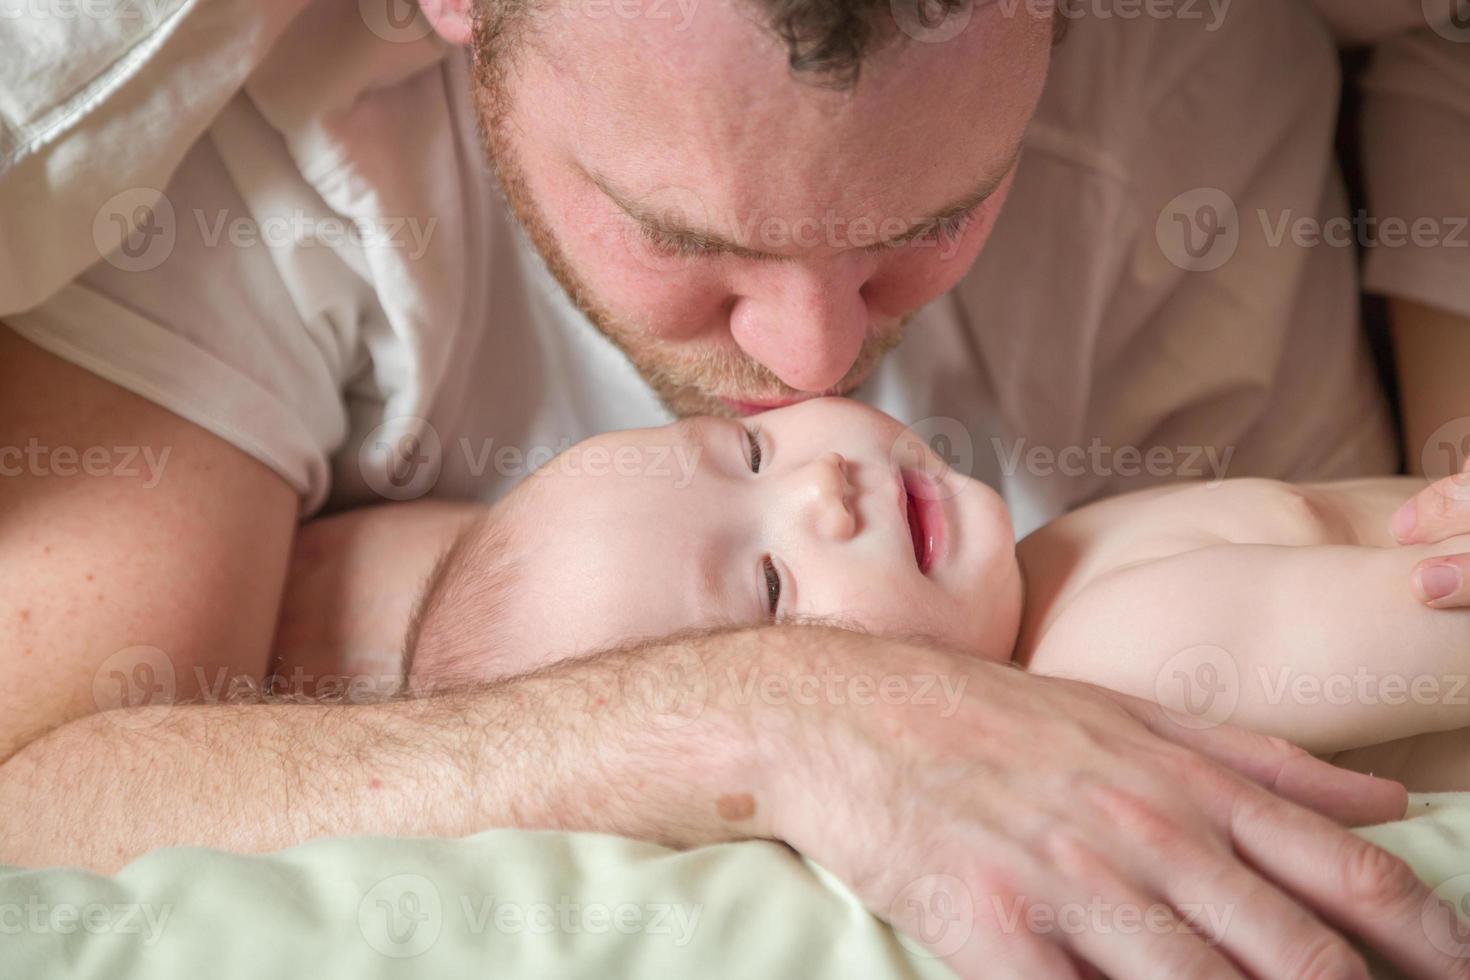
top-left (0, 325), bottom-right (298, 760)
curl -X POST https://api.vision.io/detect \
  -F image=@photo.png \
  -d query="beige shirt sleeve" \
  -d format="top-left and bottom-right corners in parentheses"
top-left (1360, 28), bottom-right (1470, 317)
top-left (1310, 0), bottom-right (1470, 317)
top-left (0, 0), bottom-right (309, 317)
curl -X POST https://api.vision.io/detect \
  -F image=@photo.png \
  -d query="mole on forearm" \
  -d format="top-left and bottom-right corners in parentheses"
top-left (715, 792), bottom-right (756, 822)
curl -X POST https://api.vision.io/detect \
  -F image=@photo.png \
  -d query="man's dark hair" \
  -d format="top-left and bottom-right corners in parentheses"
top-left (762, 0), bottom-right (971, 86)
top-left (477, 0), bottom-right (1060, 91)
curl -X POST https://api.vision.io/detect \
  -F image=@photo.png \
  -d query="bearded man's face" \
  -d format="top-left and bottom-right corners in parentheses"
top-left (469, 0), bottom-right (1053, 417)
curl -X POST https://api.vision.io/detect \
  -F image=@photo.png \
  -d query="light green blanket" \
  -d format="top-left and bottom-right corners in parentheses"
top-left (5, 795), bottom-right (1468, 979)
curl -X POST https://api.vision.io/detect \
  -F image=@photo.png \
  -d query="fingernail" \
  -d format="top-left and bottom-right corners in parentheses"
top-left (1390, 499), bottom-right (1417, 542)
top-left (1416, 563), bottom-right (1461, 602)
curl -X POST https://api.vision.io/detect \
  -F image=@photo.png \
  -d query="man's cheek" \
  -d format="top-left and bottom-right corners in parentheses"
top-left (558, 199), bottom-right (635, 271)
top-left (582, 254), bottom-right (729, 339)
top-left (885, 174), bottom-right (1012, 303)
top-left (557, 188), bottom-right (699, 281)
top-left (544, 205), bottom-right (712, 325)
top-left (867, 246), bottom-right (975, 317)
top-left (867, 211), bottom-right (997, 316)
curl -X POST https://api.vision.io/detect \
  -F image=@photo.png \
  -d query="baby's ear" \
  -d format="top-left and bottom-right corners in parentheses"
top-left (419, 0), bottom-right (473, 45)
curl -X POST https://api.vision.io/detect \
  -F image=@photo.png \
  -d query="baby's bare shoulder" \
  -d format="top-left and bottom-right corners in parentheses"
top-left (1016, 479), bottom-right (1345, 657)
top-left (1025, 478), bottom-right (1338, 559)
top-left (1153, 478), bottom-right (1351, 547)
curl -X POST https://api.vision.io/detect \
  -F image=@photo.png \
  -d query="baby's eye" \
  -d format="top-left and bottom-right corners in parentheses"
top-left (745, 426), bottom-right (763, 473)
top-left (761, 555), bottom-right (782, 619)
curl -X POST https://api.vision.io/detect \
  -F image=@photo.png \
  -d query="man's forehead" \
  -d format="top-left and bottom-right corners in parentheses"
top-left (514, 1), bottom-right (1050, 226)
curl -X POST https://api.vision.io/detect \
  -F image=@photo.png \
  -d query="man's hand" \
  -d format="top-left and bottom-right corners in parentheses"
top-left (747, 634), bottom-right (1466, 980)
top-left (1391, 298), bottom-right (1470, 606)
top-left (1393, 460), bottom-right (1470, 606)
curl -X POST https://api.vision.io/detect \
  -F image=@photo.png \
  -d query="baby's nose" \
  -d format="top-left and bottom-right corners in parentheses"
top-left (798, 453), bottom-right (857, 541)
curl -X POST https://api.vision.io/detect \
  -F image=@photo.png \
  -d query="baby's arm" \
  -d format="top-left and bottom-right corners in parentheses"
top-left (1331, 726), bottom-right (1470, 790)
top-left (271, 500), bottom-right (483, 690)
top-left (1026, 532), bottom-right (1470, 755)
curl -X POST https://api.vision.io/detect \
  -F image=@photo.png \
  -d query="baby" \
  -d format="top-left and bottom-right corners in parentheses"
top-left (271, 398), bottom-right (1470, 789)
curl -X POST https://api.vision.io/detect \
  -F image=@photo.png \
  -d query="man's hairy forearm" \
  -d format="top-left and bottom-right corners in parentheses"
top-left (0, 631), bottom-right (774, 872)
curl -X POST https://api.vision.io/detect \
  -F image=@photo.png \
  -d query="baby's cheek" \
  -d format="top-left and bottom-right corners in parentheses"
top-left (826, 582), bottom-right (949, 648)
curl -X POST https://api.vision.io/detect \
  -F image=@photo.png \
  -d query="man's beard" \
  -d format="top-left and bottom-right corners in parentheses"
top-left (471, 38), bottom-right (908, 418)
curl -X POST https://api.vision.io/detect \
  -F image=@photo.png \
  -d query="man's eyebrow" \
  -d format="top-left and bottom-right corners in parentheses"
top-left (873, 144), bottom-right (1023, 248)
top-left (590, 144), bottom-right (1022, 260)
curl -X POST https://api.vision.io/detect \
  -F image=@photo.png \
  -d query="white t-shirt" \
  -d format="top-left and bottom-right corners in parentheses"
top-left (4, 1), bottom-right (1467, 535)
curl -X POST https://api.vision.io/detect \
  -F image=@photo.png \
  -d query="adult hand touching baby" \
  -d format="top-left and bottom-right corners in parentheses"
top-left (1394, 457), bottom-right (1470, 606)
top-left (745, 630), bottom-right (1459, 980)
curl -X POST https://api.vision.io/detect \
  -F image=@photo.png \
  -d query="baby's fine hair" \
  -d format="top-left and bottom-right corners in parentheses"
top-left (402, 508), bottom-right (527, 691)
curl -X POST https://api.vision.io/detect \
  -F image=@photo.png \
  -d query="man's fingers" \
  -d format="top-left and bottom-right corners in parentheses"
top-left (1066, 904), bottom-right (1245, 980)
top-left (1146, 832), bottom-right (1370, 980)
top-left (1411, 552), bottom-right (1470, 607)
top-left (1106, 690), bottom-right (1408, 826)
top-left (1390, 469), bottom-right (1470, 607)
top-left (945, 937), bottom-right (1084, 980)
top-left (935, 907), bottom-right (1083, 980)
top-left (1391, 467), bottom-right (1470, 546)
top-left (1047, 845), bottom-right (1246, 980)
top-left (1227, 788), bottom-right (1470, 980)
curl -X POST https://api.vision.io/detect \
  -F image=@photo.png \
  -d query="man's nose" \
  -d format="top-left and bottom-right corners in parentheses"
top-left (728, 260), bottom-right (872, 393)
top-left (783, 452), bottom-right (857, 541)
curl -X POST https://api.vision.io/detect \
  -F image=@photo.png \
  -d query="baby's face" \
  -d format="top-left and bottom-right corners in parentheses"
top-left (495, 398), bottom-right (1021, 665)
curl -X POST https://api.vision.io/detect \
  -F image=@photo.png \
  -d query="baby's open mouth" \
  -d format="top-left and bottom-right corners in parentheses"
top-left (900, 470), bottom-right (939, 574)
top-left (905, 488), bottom-right (926, 571)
